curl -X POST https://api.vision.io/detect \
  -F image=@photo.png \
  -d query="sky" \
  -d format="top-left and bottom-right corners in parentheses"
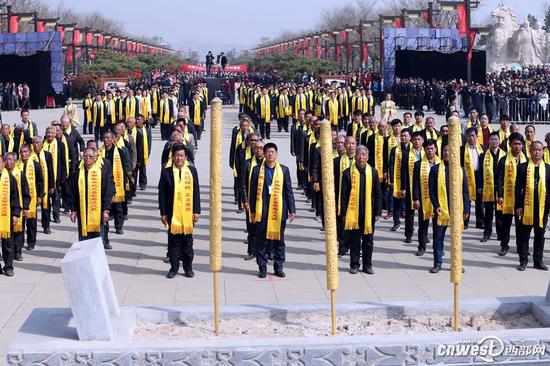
top-left (51, 0), bottom-right (548, 55)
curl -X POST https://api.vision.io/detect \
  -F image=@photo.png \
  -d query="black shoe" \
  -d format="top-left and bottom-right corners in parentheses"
top-left (54, 218), bottom-right (61, 224)
top-left (184, 270), bottom-right (195, 278)
top-left (103, 244), bottom-right (112, 250)
top-left (480, 235), bottom-right (490, 242)
top-left (498, 247), bottom-right (508, 256)
top-left (517, 263), bottom-right (527, 271)
top-left (390, 224), bottom-right (400, 231)
top-left (14, 254), bottom-right (22, 261)
top-left (349, 267), bottom-right (359, 274)
top-left (166, 270), bottom-right (177, 279)
top-left (116, 229), bottom-right (124, 235)
top-left (43, 228), bottom-right (51, 234)
top-left (274, 270), bottom-right (286, 278)
top-left (258, 270), bottom-right (267, 278)
top-left (415, 248), bottom-right (425, 256)
top-left (123, 215), bottom-right (128, 221)
top-left (127, 199), bottom-right (133, 205)
top-left (404, 237), bottom-right (412, 244)
top-left (4, 268), bottom-right (13, 277)
top-left (26, 245), bottom-right (35, 251)
top-left (362, 267), bottom-right (374, 275)
top-left (464, 223), bottom-right (469, 230)
top-left (430, 265), bottom-right (441, 273)
top-left (163, 257), bottom-right (170, 263)
top-left (244, 254), bottom-right (255, 261)
top-left (268, 254), bottom-right (274, 261)
top-left (534, 262), bottom-right (549, 271)
top-left (236, 209), bottom-right (243, 214)
top-left (475, 224), bottom-right (485, 229)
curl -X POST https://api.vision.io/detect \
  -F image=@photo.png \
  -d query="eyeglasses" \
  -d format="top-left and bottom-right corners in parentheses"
top-left (82, 155), bottom-right (95, 159)
top-left (250, 139), bottom-right (259, 142)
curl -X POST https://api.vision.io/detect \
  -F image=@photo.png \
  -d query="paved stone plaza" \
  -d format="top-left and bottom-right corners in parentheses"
top-left (0, 106), bottom-right (548, 356)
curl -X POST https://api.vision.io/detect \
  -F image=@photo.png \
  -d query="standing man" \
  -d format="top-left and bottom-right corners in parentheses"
top-left (31, 137), bottom-right (54, 235)
top-left (249, 143), bottom-right (296, 279)
top-left (18, 144), bottom-right (43, 250)
top-left (496, 132), bottom-right (527, 256)
top-left (61, 115), bottom-right (85, 175)
top-left (341, 146), bottom-right (382, 274)
top-left (413, 139), bottom-right (440, 256)
top-left (188, 91), bottom-right (205, 141)
top-left (514, 141), bottom-right (549, 271)
top-left (241, 138), bottom-right (264, 261)
top-left (67, 147), bottom-right (113, 246)
top-left (479, 132), bottom-right (505, 242)
top-left (43, 126), bottom-right (67, 225)
top-left (100, 132), bottom-right (131, 235)
top-left (276, 88), bottom-right (292, 133)
top-left (159, 91), bottom-right (175, 141)
top-left (159, 143), bottom-right (201, 278)
top-left (134, 115), bottom-right (152, 191)
top-left (0, 154), bottom-right (22, 277)
top-left (428, 141), bottom-right (470, 273)
top-left (82, 93), bottom-right (93, 135)
top-left (256, 87), bottom-right (273, 140)
top-left (5, 152), bottom-right (29, 265)
top-left (461, 127), bottom-right (485, 229)
top-left (91, 94), bottom-right (106, 141)
top-left (334, 136), bottom-right (356, 256)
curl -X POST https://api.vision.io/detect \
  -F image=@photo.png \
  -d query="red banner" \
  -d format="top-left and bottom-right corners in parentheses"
top-left (422, 11), bottom-right (431, 25)
top-left (73, 29), bottom-right (81, 45)
top-left (335, 44), bottom-right (341, 61)
top-left (97, 34), bottom-right (104, 46)
top-left (317, 45), bottom-right (322, 59)
top-left (347, 43), bottom-right (352, 58)
top-left (361, 42), bottom-right (368, 64)
top-left (457, 4), bottom-right (468, 37)
top-left (393, 17), bottom-right (404, 28)
top-left (57, 25), bottom-right (65, 43)
top-left (36, 20), bottom-right (45, 32)
top-left (66, 45), bottom-right (73, 63)
top-left (467, 30), bottom-right (477, 62)
top-left (179, 64), bottom-right (248, 73)
top-left (85, 32), bottom-right (93, 46)
top-left (9, 15), bottom-right (18, 33)
top-left (341, 30), bottom-right (347, 44)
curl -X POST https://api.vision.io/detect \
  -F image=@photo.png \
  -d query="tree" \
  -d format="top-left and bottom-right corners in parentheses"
top-left (80, 50), bottom-right (184, 76)
top-left (527, 14), bottom-right (538, 28)
top-left (238, 50), bottom-right (338, 81)
top-left (544, 4), bottom-right (550, 30)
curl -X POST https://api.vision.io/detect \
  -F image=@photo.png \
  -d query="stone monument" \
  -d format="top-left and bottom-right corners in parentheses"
top-left (484, 5), bottom-right (550, 71)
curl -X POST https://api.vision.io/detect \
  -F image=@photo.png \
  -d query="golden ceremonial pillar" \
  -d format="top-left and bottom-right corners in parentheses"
top-left (448, 116), bottom-right (463, 332)
top-left (209, 98), bottom-right (223, 334)
top-left (319, 120), bottom-right (339, 335)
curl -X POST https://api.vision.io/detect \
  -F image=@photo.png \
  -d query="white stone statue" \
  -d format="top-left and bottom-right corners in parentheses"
top-left (484, 5), bottom-right (549, 71)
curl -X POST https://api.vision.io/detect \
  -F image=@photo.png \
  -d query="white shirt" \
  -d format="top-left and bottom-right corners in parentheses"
top-left (468, 145), bottom-right (480, 171)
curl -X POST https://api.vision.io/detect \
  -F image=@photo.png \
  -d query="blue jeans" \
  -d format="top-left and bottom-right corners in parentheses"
top-left (433, 221), bottom-right (447, 266)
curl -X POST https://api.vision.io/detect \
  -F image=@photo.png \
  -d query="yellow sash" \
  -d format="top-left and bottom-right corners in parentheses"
top-left (0, 170), bottom-right (11, 239)
top-left (34, 151), bottom-right (48, 209)
top-left (344, 164), bottom-right (373, 235)
top-left (151, 91), bottom-right (159, 114)
top-left (502, 152), bottom-right (526, 215)
top-left (44, 139), bottom-right (58, 184)
top-left (21, 160), bottom-right (38, 217)
top-left (544, 147), bottom-right (550, 163)
top-left (523, 160), bottom-right (546, 228)
top-left (101, 146), bottom-right (125, 203)
top-left (338, 155), bottom-right (352, 215)
top-left (12, 167), bottom-right (23, 232)
top-left (170, 163), bottom-right (194, 235)
top-left (255, 162), bottom-right (284, 240)
top-left (84, 98), bottom-right (92, 121)
top-left (408, 148), bottom-right (423, 207)
top-left (125, 97), bottom-right (136, 119)
top-left (260, 95), bottom-right (271, 122)
top-left (420, 155), bottom-right (440, 220)
top-left (328, 99), bottom-right (338, 125)
top-left (78, 163), bottom-right (102, 237)
top-left (140, 97), bottom-right (149, 117)
top-left (374, 133), bottom-right (384, 182)
top-left (478, 126), bottom-right (494, 146)
top-left (464, 144), bottom-right (483, 200)
top-left (160, 99), bottom-right (172, 124)
top-left (141, 126), bottom-right (149, 165)
top-left (482, 149), bottom-right (505, 203)
top-left (392, 144), bottom-right (407, 198)
top-left (193, 99), bottom-right (201, 126)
